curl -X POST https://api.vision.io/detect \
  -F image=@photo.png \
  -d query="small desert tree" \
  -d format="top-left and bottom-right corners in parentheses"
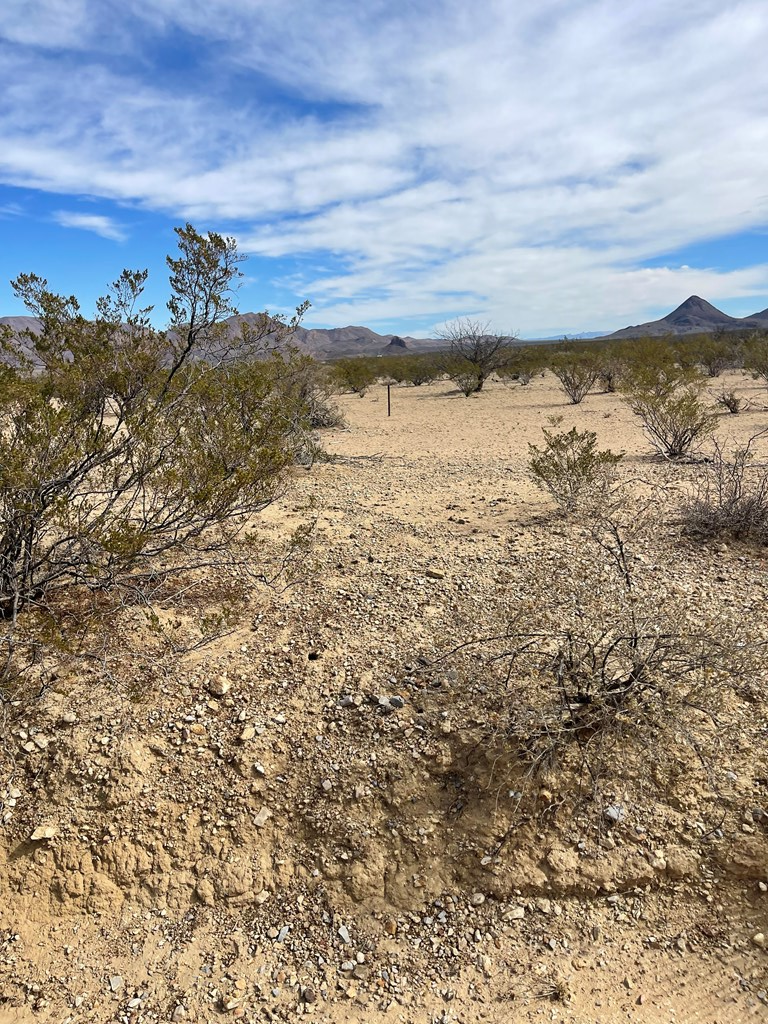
top-left (437, 318), bottom-right (516, 394)
top-left (0, 224), bottom-right (309, 681)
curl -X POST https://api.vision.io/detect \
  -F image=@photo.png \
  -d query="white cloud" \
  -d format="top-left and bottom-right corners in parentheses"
top-left (2, 0), bottom-right (768, 330)
top-left (52, 211), bottom-right (127, 242)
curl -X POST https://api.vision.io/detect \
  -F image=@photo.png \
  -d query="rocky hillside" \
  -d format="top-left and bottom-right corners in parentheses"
top-left (607, 295), bottom-right (768, 339)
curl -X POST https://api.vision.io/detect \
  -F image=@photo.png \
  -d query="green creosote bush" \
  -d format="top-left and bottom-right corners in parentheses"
top-left (399, 353), bottom-right (443, 386)
top-left (528, 417), bottom-right (624, 512)
top-left (620, 365), bottom-right (716, 460)
top-left (0, 223), bottom-right (311, 684)
top-left (743, 332), bottom-right (768, 386)
top-left (550, 352), bottom-right (599, 404)
top-left (497, 346), bottom-right (544, 386)
top-left (379, 353), bottom-right (442, 387)
top-left (329, 357), bottom-right (379, 396)
top-left (442, 354), bottom-right (484, 397)
top-left (288, 356), bottom-right (345, 429)
top-left (694, 336), bottom-right (739, 378)
top-left (595, 353), bottom-right (625, 393)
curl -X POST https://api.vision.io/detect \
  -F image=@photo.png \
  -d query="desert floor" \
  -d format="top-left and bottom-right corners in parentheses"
top-left (1, 371), bottom-right (767, 1023)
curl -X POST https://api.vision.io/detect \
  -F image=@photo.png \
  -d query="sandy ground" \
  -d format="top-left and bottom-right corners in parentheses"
top-left (1, 371), bottom-right (767, 1023)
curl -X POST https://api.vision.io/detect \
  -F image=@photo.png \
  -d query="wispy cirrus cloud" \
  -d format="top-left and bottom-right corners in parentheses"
top-left (52, 211), bottom-right (127, 242)
top-left (1, 0), bottom-right (768, 333)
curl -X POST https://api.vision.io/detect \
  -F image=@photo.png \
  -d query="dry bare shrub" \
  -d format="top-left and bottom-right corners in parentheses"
top-left (681, 432), bottom-right (768, 544)
top-left (715, 390), bottom-right (743, 415)
top-left (528, 418), bottom-right (624, 512)
top-left (438, 501), bottom-right (756, 828)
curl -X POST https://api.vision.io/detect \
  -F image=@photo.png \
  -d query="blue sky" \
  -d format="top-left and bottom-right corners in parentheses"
top-left (2, 0), bottom-right (768, 338)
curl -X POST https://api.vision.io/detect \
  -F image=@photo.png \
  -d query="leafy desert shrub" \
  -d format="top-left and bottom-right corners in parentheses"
top-left (595, 353), bottom-right (624, 393)
top-left (401, 353), bottom-right (442, 386)
top-left (442, 354), bottom-right (484, 397)
top-left (528, 419), bottom-right (624, 511)
top-left (680, 433), bottom-right (768, 544)
top-left (288, 356), bottom-right (345, 429)
top-left (695, 336), bottom-right (738, 378)
top-left (330, 357), bottom-right (378, 396)
top-left (621, 367), bottom-right (716, 459)
top-left (497, 346), bottom-right (545, 386)
top-left (616, 337), bottom-right (678, 375)
top-left (743, 333), bottom-right (768, 385)
top-left (382, 353), bottom-right (442, 387)
top-left (0, 224), bottom-right (310, 681)
top-left (550, 352), bottom-right (599, 404)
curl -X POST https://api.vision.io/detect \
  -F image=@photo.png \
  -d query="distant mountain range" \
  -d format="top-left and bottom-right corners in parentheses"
top-left (604, 295), bottom-right (768, 340)
top-left (0, 313), bottom-right (442, 359)
top-left (3, 295), bottom-right (768, 358)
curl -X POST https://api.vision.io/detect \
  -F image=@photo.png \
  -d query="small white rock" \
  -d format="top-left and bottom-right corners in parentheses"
top-left (30, 825), bottom-right (58, 841)
top-left (253, 806), bottom-right (272, 828)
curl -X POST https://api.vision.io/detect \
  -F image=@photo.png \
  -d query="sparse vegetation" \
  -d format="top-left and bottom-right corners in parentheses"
top-left (715, 389), bottom-right (744, 414)
top-left (3, 312), bottom-right (766, 1024)
top-left (444, 502), bottom-right (754, 828)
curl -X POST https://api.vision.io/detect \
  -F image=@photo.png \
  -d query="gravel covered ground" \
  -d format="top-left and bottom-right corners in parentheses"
top-left (1, 371), bottom-right (767, 1023)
